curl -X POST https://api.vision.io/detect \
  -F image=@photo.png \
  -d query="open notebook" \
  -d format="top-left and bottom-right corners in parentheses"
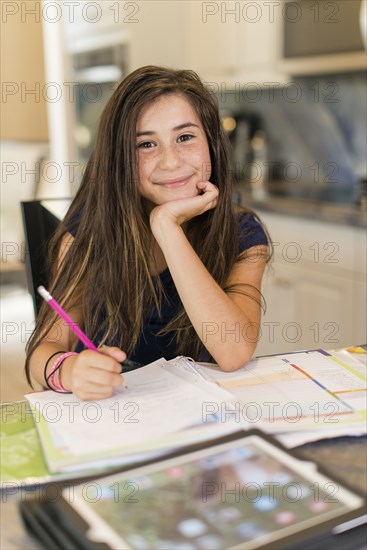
top-left (24, 357), bottom-right (238, 474)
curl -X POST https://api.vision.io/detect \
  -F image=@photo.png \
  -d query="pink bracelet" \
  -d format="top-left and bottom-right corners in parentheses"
top-left (48, 352), bottom-right (77, 393)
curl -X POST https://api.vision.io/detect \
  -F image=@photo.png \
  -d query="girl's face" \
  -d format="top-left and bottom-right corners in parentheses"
top-left (136, 94), bottom-right (212, 209)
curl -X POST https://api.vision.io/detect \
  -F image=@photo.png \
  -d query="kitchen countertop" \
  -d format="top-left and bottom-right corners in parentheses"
top-left (233, 185), bottom-right (367, 228)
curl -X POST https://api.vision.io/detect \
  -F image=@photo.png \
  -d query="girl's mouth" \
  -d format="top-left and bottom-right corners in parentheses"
top-left (157, 175), bottom-right (193, 188)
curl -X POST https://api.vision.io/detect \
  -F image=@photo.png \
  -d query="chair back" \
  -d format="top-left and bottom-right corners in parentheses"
top-left (21, 200), bottom-right (61, 317)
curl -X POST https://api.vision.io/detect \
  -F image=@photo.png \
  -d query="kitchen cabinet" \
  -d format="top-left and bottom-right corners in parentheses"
top-left (129, 1), bottom-right (288, 84)
top-left (183, 2), bottom-right (238, 80)
top-left (255, 212), bottom-right (367, 356)
top-left (129, 1), bottom-right (187, 71)
top-left (185, 1), bottom-right (288, 84)
top-left (130, 0), bottom-right (366, 81)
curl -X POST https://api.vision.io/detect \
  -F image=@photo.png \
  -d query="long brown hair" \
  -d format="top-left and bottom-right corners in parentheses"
top-left (25, 66), bottom-right (269, 383)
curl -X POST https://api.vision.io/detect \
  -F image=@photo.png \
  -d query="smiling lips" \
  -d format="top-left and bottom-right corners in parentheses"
top-left (157, 175), bottom-right (193, 188)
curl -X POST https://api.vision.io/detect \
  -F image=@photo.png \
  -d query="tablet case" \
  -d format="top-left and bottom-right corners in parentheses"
top-left (19, 498), bottom-right (367, 550)
top-left (18, 430), bottom-right (367, 550)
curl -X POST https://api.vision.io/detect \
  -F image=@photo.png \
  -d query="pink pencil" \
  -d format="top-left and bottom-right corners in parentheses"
top-left (37, 286), bottom-right (138, 376)
top-left (37, 286), bottom-right (99, 351)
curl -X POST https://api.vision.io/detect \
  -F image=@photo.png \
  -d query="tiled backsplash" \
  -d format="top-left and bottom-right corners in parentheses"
top-left (218, 72), bottom-right (366, 204)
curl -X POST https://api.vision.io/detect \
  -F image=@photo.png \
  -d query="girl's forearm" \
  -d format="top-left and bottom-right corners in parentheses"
top-left (153, 221), bottom-right (258, 370)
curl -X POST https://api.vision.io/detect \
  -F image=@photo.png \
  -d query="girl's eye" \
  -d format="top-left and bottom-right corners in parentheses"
top-left (137, 141), bottom-right (155, 149)
top-left (177, 134), bottom-right (194, 143)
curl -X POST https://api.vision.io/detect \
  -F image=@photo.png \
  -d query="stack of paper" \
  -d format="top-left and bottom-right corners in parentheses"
top-left (193, 348), bottom-right (367, 448)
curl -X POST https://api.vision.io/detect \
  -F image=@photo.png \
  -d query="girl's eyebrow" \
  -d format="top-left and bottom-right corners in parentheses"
top-left (136, 122), bottom-right (200, 137)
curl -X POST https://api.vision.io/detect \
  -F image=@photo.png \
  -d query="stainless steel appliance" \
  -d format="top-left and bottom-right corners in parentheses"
top-left (71, 44), bottom-right (128, 170)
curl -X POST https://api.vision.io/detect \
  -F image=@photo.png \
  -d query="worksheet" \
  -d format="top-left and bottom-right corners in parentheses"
top-left (25, 358), bottom-right (236, 471)
top-left (194, 350), bottom-right (367, 434)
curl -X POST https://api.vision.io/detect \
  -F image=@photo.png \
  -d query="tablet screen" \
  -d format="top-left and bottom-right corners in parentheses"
top-left (68, 435), bottom-right (364, 549)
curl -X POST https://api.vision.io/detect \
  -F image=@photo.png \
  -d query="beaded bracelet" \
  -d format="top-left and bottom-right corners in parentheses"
top-left (44, 351), bottom-right (67, 390)
top-left (47, 352), bottom-right (77, 393)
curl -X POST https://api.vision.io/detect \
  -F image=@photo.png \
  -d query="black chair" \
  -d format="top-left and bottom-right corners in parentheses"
top-left (21, 200), bottom-right (64, 317)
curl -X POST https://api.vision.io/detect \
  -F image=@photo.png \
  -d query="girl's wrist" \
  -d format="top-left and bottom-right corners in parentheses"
top-left (150, 214), bottom-right (184, 245)
top-left (46, 352), bottom-right (78, 393)
top-left (150, 208), bottom-right (174, 232)
top-left (58, 354), bottom-right (78, 393)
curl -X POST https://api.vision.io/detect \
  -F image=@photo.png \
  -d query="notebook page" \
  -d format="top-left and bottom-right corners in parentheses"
top-left (25, 358), bottom-right (234, 457)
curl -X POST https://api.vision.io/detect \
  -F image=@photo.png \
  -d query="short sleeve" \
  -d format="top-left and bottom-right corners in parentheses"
top-left (237, 212), bottom-right (268, 253)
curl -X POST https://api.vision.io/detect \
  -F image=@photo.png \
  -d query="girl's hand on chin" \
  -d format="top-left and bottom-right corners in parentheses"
top-left (150, 181), bottom-right (219, 229)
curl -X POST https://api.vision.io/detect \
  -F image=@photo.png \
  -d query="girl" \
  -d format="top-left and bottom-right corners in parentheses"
top-left (25, 66), bottom-right (270, 400)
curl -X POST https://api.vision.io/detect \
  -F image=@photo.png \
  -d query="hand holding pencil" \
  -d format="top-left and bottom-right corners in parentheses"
top-left (38, 286), bottom-right (129, 400)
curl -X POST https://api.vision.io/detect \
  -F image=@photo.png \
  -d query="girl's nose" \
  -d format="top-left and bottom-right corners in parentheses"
top-left (159, 144), bottom-right (181, 170)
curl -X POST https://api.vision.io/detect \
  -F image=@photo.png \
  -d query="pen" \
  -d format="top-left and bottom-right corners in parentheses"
top-left (37, 286), bottom-right (136, 380)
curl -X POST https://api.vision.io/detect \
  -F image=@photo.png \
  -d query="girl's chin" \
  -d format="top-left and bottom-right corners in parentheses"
top-left (141, 188), bottom-right (200, 210)
top-left (166, 186), bottom-right (200, 199)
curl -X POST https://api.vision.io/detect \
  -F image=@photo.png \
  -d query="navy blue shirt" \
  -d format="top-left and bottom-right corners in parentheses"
top-left (72, 211), bottom-right (268, 364)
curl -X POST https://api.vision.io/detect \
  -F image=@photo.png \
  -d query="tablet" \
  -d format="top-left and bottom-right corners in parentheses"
top-left (64, 431), bottom-right (365, 550)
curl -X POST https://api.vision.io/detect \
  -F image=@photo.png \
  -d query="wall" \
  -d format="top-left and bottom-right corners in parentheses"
top-left (0, 0), bottom-right (48, 141)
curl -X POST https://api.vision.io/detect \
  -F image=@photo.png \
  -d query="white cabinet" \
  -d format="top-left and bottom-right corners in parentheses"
top-left (256, 213), bottom-right (367, 356)
top-left (184, 2), bottom-right (238, 80)
top-left (129, 1), bottom-right (288, 84)
top-left (185, 1), bottom-right (287, 84)
top-left (129, 1), bottom-right (187, 71)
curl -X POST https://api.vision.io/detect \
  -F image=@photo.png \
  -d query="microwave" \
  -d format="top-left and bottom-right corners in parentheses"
top-left (281, 0), bottom-right (367, 75)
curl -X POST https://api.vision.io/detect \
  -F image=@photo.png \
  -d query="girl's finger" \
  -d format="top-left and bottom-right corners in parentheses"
top-left (197, 180), bottom-right (214, 191)
top-left (80, 350), bottom-right (122, 374)
top-left (100, 346), bottom-right (127, 363)
top-left (84, 368), bottom-right (124, 387)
